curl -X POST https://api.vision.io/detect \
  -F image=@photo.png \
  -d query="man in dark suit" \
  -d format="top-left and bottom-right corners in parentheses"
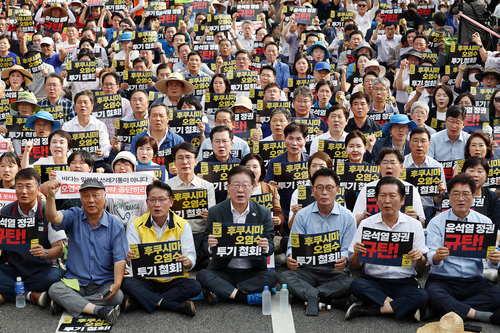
top-left (196, 166), bottom-right (277, 305)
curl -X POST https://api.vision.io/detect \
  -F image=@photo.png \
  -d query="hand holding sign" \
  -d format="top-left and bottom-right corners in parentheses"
top-left (208, 234), bottom-right (218, 250)
top-left (433, 246), bottom-right (450, 264)
top-left (176, 254), bottom-right (193, 269)
top-left (334, 256), bottom-right (348, 271)
top-left (286, 254), bottom-right (299, 270)
top-left (258, 237), bottom-right (268, 252)
top-left (29, 244), bottom-right (47, 258)
top-left (407, 248), bottom-right (422, 262)
top-left (489, 250), bottom-right (500, 265)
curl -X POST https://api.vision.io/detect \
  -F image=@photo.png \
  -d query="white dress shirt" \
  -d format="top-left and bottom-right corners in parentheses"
top-left (62, 115), bottom-right (112, 159)
top-left (226, 201), bottom-right (254, 269)
top-left (310, 131), bottom-right (348, 156)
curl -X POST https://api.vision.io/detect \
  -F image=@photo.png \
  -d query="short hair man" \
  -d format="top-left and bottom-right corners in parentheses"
top-left (279, 168), bottom-right (356, 314)
top-left (344, 91), bottom-right (382, 132)
top-left (46, 179), bottom-right (129, 324)
top-left (310, 105), bottom-right (349, 155)
top-left (425, 174), bottom-right (500, 325)
top-left (120, 181), bottom-right (202, 316)
top-left (196, 166), bottom-right (277, 305)
top-left (38, 73), bottom-right (75, 121)
top-left (0, 169), bottom-right (65, 308)
top-left (347, 177), bottom-right (429, 320)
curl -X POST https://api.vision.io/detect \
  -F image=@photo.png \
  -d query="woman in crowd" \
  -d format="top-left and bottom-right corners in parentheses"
top-left (313, 80), bottom-right (334, 111)
top-left (0, 152), bottom-right (21, 189)
top-left (488, 88), bottom-right (500, 118)
top-left (454, 92), bottom-right (476, 107)
top-left (261, 108), bottom-right (292, 142)
top-left (2, 65), bottom-right (33, 95)
top-left (284, 53), bottom-right (314, 95)
top-left (453, 132), bottom-right (494, 176)
top-left (427, 85), bottom-right (453, 125)
top-left (341, 53), bottom-right (371, 94)
top-left (22, 129), bottom-right (71, 169)
top-left (135, 135), bottom-right (158, 166)
top-left (409, 101), bottom-right (437, 135)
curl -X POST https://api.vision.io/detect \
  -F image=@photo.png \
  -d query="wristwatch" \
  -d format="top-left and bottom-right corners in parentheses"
top-left (43, 249), bottom-right (48, 259)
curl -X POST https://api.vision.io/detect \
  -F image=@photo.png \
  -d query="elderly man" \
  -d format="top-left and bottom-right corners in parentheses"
top-left (38, 73), bottom-right (75, 121)
top-left (370, 114), bottom-right (416, 164)
top-left (40, 37), bottom-right (66, 74)
top-left (292, 86), bottom-right (328, 135)
top-left (279, 168), bottom-right (356, 314)
top-left (347, 177), bottom-right (428, 320)
top-left (0, 169), bottom-right (65, 308)
top-left (369, 77), bottom-right (399, 114)
top-left (46, 179), bottom-right (128, 324)
top-left (425, 174), bottom-right (500, 325)
top-left (120, 181), bottom-right (202, 316)
top-left (196, 166), bottom-right (277, 305)
top-left (408, 101), bottom-right (437, 135)
top-left (152, 72), bottom-right (195, 107)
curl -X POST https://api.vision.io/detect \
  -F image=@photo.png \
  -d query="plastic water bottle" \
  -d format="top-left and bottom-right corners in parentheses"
top-left (262, 286), bottom-right (271, 315)
top-left (15, 277), bottom-right (25, 308)
top-left (280, 284), bottom-right (288, 313)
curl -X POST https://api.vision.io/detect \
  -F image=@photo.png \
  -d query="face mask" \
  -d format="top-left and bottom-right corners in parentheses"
top-left (469, 74), bottom-right (478, 83)
top-left (440, 8), bottom-right (447, 13)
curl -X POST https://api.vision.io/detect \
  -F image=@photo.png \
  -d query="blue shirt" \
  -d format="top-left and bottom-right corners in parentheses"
top-left (428, 130), bottom-right (470, 162)
top-left (43, 53), bottom-right (64, 74)
top-left (38, 97), bottom-right (76, 121)
top-left (54, 207), bottom-right (128, 286)
top-left (427, 209), bottom-right (500, 279)
top-left (261, 59), bottom-right (291, 90)
top-left (286, 201), bottom-right (356, 260)
top-left (130, 129), bottom-right (184, 156)
top-left (291, 111), bottom-right (329, 134)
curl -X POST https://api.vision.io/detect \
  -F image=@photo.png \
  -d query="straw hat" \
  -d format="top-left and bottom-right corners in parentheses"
top-left (360, 60), bottom-right (386, 77)
top-left (211, 0), bottom-right (227, 12)
top-left (44, 3), bottom-right (68, 17)
top-left (417, 312), bottom-right (476, 333)
top-left (155, 72), bottom-right (195, 96)
top-left (2, 65), bottom-right (33, 86)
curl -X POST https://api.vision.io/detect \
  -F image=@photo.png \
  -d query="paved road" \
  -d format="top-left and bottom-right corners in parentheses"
top-left (0, 266), bottom-right (499, 333)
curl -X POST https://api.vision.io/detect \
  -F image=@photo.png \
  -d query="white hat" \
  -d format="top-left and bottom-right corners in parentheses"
top-left (112, 151), bottom-right (137, 171)
top-left (40, 37), bottom-right (54, 46)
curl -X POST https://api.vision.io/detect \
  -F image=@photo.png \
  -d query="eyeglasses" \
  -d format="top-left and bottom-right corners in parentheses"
top-left (230, 183), bottom-right (253, 190)
top-left (314, 185), bottom-right (336, 193)
top-left (381, 161), bottom-right (399, 166)
top-left (236, 57), bottom-right (249, 61)
top-left (213, 139), bottom-right (230, 145)
top-left (329, 115), bottom-right (344, 120)
top-left (295, 99), bottom-right (311, 105)
top-left (176, 155), bottom-right (194, 162)
top-left (446, 119), bottom-right (463, 126)
top-left (45, 84), bottom-right (61, 88)
top-left (449, 192), bottom-right (473, 199)
top-left (271, 118), bottom-right (288, 124)
top-left (147, 197), bottom-right (170, 204)
top-left (412, 110), bottom-right (427, 116)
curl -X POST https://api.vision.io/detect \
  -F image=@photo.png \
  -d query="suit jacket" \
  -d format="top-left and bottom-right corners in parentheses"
top-left (203, 199), bottom-right (274, 270)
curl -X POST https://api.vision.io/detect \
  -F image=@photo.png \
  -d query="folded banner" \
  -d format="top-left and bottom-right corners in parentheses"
top-left (55, 171), bottom-right (153, 200)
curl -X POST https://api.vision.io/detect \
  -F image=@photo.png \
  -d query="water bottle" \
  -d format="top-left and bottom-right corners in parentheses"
top-left (15, 277), bottom-right (25, 308)
top-left (280, 284), bottom-right (288, 313)
top-left (262, 286), bottom-right (271, 315)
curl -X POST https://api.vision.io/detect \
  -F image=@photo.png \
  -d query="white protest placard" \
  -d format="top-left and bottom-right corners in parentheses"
top-left (0, 189), bottom-right (17, 209)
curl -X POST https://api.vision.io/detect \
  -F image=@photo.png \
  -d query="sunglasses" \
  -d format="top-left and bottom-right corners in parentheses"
top-left (494, 97), bottom-right (500, 103)
top-left (358, 4), bottom-right (367, 6)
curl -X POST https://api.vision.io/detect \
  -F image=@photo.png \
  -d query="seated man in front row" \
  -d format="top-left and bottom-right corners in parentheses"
top-left (121, 181), bottom-right (202, 316)
top-left (46, 179), bottom-right (128, 325)
top-left (347, 177), bottom-right (429, 320)
top-left (196, 166), bottom-right (277, 305)
top-left (425, 173), bottom-right (500, 325)
top-left (279, 168), bottom-right (356, 315)
top-left (0, 169), bottom-right (65, 308)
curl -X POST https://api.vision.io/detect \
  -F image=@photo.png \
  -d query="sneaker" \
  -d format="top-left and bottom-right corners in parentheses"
top-left (50, 300), bottom-right (63, 315)
top-left (203, 290), bottom-right (219, 305)
top-left (189, 291), bottom-right (205, 301)
top-left (247, 293), bottom-right (262, 305)
top-left (345, 301), bottom-right (370, 320)
top-left (29, 291), bottom-right (48, 308)
top-left (0, 293), bottom-right (5, 305)
top-left (484, 268), bottom-right (499, 283)
top-left (122, 295), bottom-right (139, 313)
top-left (98, 305), bottom-right (120, 325)
top-left (175, 301), bottom-right (196, 317)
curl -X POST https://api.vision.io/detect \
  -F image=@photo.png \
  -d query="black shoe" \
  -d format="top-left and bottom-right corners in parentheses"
top-left (98, 305), bottom-right (120, 325)
top-left (345, 302), bottom-right (370, 320)
top-left (175, 301), bottom-right (196, 316)
top-left (417, 305), bottom-right (440, 322)
top-left (490, 308), bottom-right (500, 326)
top-left (122, 295), bottom-right (139, 313)
top-left (202, 289), bottom-right (219, 305)
top-left (50, 300), bottom-right (63, 315)
top-left (328, 296), bottom-right (352, 312)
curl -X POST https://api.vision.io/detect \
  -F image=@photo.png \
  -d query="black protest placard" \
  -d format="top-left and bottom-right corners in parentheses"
top-left (169, 109), bottom-right (203, 137)
top-left (152, 148), bottom-right (174, 172)
top-left (165, 56), bottom-right (181, 69)
top-left (439, 160), bottom-right (459, 182)
top-left (250, 193), bottom-right (273, 212)
top-left (21, 53), bottom-right (43, 74)
top-left (14, 9), bottom-right (35, 33)
top-left (329, 10), bottom-right (355, 27)
top-left (93, 94), bottom-right (123, 119)
top-left (463, 106), bottom-right (489, 132)
top-left (444, 221), bottom-right (497, 259)
top-left (66, 60), bottom-right (98, 82)
top-left (399, 167), bottom-right (441, 196)
top-left (234, 112), bottom-right (256, 145)
top-left (0, 98), bottom-right (10, 121)
top-left (212, 59), bottom-right (237, 73)
top-left (115, 119), bottom-right (148, 144)
top-left (249, 88), bottom-right (264, 108)
top-left (22, 137), bottom-right (49, 164)
top-left (186, 76), bottom-right (211, 98)
top-left (58, 317), bottom-right (111, 332)
top-left (444, 65), bottom-right (460, 86)
top-left (471, 86), bottom-right (495, 108)
top-left (407, 64), bottom-right (439, 94)
top-left (359, 227), bottom-right (414, 267)
top-left (0, 216), bottom-right (37, 252)
top-left (447, 43), bottom-right (480, 66)
top-left (200, 149), bottom-right (242, 160)
top-left (252, 140), bottom-right (285, 167)
top-left (193, 44), bottom-right (219, 61)
top-left (367, 112), bottom-right (395, 126)
top-left (291, 231), bottom-right (341, 267)
top-left (482, 158), bottom-right (500, 188)
top-left (421, 52), bottom-right (438, 65)
top-left (227, 70), bottom-right (258, 92)
top-left (0, 57), bottom-right (16, 71)
top-left (425, 29), bottom-right (445, 50)
top-left (149, 91), bottom-right (166, 103)
top-left (105, 0), bottom-right (126, 11)
top-left (236, 4), bottom-right (261, 20)
top-left (132, 31), bottom-right (158, 51)
top-left (191, 0), bottom-right (209, 13)
top-left (200, 162), bottom-right (238, 192)
top-left (40, 105), bottom-right (66, 125)
top-left (380, 8), bottom-right (402, 23)
top-left (273, 161), bottom-right (308, 191)
top-left (287, 78), bottom-right (316, 97)
top-left (130, 241), bottom-right (184, 279)
top-left (212, 222), bottom-right (264, 258)
top-left (33, 164), bottom-right (70, 183)
top-left (427, 117), bottom-right (446, 132)
top-left (254, 41), bottom-right (264, 55)
top-left (159, 9), bottom-right (183, 27)
top-left (111, 59), bottom-right (126, 77)
top-left (292, 7), bottom-right (317, 24)
top-left (123, 70), bottom-right (153, 91)
top-left (193, 24), bottom-right (213, 43)
top-left (171, 189), bottom-right (208, 220)
top-left (317, 140), bottom-right (348, 164)
top-left (310, 107), bottom-right (327, 120)
top-left (366, 185), bottom-right (414, 214)
top-left (207, 14), bottom-right (232, 34)
top-left (44, 15), bottom-right (68, 34)
top-left (144, 1), bottom-right (167, 16)
top-left (68, 131), bottom-right (99, 154)
top-left (5, 115), bottom-right (36, 140)
top-left (417, 5), bottom-right (433, 20)
top-left (336, 162), bottom-right (380, 193)
top-left (205, 93), bottom-right (236, 115)
top-left (282, 6), bottom-right (295, 22)
top-left (256, 100), bottom-right (291, 124)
